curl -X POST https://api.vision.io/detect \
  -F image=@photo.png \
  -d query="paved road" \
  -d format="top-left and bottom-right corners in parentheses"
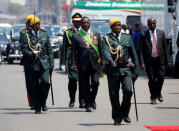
top-left (0, 59), bottom-right (179, 131)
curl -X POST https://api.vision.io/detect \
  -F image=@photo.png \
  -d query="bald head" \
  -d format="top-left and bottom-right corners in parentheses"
top-left (147, 18), bottom-right (156, 31)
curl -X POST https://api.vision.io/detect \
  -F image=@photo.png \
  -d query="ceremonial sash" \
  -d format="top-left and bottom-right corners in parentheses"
top-left (77, 30), bottom-right (100, 57)
top-left (66, 30), bottom-right (73, 37)
top-left (65, 29), bottom-right (74, 73)
top-left (77, 30), bottom-right (104, 78)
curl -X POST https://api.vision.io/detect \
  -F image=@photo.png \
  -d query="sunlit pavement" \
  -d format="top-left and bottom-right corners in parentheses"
top-left (0, 59), bottom-right (179, 131)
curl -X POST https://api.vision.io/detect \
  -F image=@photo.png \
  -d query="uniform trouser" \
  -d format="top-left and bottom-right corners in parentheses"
top-left (68, 78), bottom-right (84, 104)
top-left (146, 58), bottom-right (165, 100)
top-left (107, 75), bottom-right (133, 122)
top-left (79, 69), bottom-right (99, 108)
top-left (24, 66), bottom-right (34, 107)
top-left (32, 69), bottom-right (50, 111)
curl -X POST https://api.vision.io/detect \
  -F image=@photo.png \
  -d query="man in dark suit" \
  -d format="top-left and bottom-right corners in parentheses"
top-left (71, 16), bottom-right (104, 112)
top-left (139, 18), bottom-right (170, 104)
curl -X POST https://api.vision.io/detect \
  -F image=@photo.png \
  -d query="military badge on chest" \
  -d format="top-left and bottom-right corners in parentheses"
top-left (93, 35), bottom-right (98, 45)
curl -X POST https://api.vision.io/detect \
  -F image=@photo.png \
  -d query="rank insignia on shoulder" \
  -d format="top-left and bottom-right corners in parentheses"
top-left (41, 38), bottom-right (46, 41)
top-left (40, 28), bottom-right (46, 31)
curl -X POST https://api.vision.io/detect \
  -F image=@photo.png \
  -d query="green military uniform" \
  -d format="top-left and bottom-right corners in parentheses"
top-left (20, 28), bottom-right (54, 112)
top-left (20, 28), bottom-right (35, 108)
top-left (102, 32), bottom-right (139, 123)
top-left (61, 28), bottom-right (84, 105)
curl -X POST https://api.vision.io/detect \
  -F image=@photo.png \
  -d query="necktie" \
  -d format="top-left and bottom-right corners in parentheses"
top-left (152, 32), bottom-right (158, 57)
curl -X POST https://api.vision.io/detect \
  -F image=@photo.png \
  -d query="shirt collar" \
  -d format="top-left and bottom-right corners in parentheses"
top-left (31, 29), bottom-right (39, 37)
top-left (112, 32), bottom-right (121, 41)
top-left (113, 32), bottom-right (121, 37)
top-left (81, 28), bottom-right (90, 34)
top-left (149, 29), bottom-right (156, 34)
top-left (74, 27), bottom-right (81, 31)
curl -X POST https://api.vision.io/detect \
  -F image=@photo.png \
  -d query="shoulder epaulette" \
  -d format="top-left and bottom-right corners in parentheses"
top-left (64, 28), bottom-right (72, 32)
top-left (40, 28), bottom-right (46, 32)
top-left (19, 28), bottom-right (26, 33)
top-left (121, 32), bottom-right (130, 36)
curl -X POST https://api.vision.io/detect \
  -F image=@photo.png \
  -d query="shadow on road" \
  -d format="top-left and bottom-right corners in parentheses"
top-left (155, 107), bottom-right (179, 110)
top-left (3, 112), bottom-right (34, 115)
top-left (49, 106), bottom-right (85, 112)
top-left (131, 102), bottom-right (150, 104)
top-left (168, 92), bottom-right (179, 95)
top-left (49, 107), bottom-right (77, 110)
top-left (0, 107), bottom-right (34, 115)
top-left (0, 107), bottom-right (29, 111)
top-left (52, 110), bottom-right (84, 112)
top-left (78, 123), bottom-right (129, 127)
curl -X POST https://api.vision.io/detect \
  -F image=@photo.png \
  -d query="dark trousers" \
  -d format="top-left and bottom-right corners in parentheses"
top-left (32, 69), bottom-right (50, 111)
top-left (107, 75), bottom-right (133, 122)
top-left (24, 66), bottom-right (34, 107)
top-left (68, 78), bottom-right (84, 104)
top-left (146, 57), bottom-right (165, 100)
top-left (79, 69), bottom-right (99, 108)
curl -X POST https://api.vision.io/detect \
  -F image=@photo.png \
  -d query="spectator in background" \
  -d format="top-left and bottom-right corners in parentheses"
top-left (139, 18), bottom-right (170, 104)
top-left (131, 23), bottom-right (141, 51)
top-left (121, 24), bottom-right (130, 34)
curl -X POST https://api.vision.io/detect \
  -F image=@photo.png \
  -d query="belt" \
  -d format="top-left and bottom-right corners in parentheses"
top-left (38, 52), bottom-right (49, 59)
top-left (117, 61), bottom-right (129, 68)
top-left (151, 56), bottom-right (159, 59)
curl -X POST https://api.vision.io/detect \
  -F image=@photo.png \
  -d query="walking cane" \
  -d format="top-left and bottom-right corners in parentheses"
top-left (132, 79), bottom-right (138, 122)
top-left (50, 70), bottom-right (54, 105)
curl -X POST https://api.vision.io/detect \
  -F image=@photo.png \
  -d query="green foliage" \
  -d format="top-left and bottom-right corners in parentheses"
top-left (8, 3), bottom-right (27, 15)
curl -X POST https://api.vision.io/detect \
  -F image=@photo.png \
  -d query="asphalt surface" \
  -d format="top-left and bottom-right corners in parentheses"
top-left (0, 59), bottom-right (179, 131)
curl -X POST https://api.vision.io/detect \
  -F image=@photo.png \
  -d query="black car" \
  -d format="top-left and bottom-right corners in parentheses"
top-left (11, 24), bottom-right (25, 42)
top-left (4, 25), bottom-right (25, 64)
top-left (42, 25), bottom-right (60, 58)
top-left (90, 19), bottom-right (111, 37)
top-left (0, 32), bottom-right (9, 62)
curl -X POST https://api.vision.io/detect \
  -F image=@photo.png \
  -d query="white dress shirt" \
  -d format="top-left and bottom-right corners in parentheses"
top-left (113, 32), bottom-right (121, 42)
top-left (149, 29), bottom-right (159, 57)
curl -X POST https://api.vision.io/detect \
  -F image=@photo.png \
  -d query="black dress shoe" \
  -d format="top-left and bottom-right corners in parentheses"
top-left (86, 107), bottom-right (92, 112)
top-left (35, 110), bottom-right (41, 114)
top-left (150, 99), bottom-right (156, 104)
top-left (30, 106), bottom-right (35, 110)
top-left (42, 106), bottom-right (48, 111)
top-left (69, 101), bottom-right (74, 108)
top-left (79, 103), bottom-right (85, 108)
top-left (158, 96), bottom-right (163, 102)
top-left (123, 116), bottom-right (131, 123)
top-left (114, 121), bottom-right (121, 125)
top-left (91, 102), bottom-right (96, 110)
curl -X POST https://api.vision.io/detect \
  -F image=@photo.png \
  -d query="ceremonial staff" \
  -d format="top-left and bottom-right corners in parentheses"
top-left (127, 45), bottom-right (139, 122)
top-left (132, 79), bottom-right (138, 121)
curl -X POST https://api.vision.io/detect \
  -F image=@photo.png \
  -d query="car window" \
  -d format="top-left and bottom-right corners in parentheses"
top-left (13, 26), bottom-right (25, 33)
top-left (42, 26), bottom-right (57, 37)
top-left (0, 27), bottom-right (11, 35)
top-left (0, 33), bottom-right (8, 42)
top-left (90, 22), bottom-right (111, 36)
